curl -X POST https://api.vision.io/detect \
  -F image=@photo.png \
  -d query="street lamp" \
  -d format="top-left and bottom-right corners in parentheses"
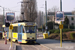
top-left (45, 0), bottom-right (47, 33)
top-left (60, 0), bottom-right (62, 47)
top-left (40, 0), bottom-right (47, 33)
top-left (0, 6), bottom-right (5, 24)
top-left (60, 0), bottom-right (62, 11)
top-left (42, 12), bottom-right (44, 32)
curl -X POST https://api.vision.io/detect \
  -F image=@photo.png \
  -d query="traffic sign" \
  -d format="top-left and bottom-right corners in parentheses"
top-left (6, 12), bottom-right (15, 22)
top-left (9, 25), bottom-right (13, 30)
top-left (59, 25), bottom-right (63, 29)
top-left (55, 11), bottom-right (64, 21)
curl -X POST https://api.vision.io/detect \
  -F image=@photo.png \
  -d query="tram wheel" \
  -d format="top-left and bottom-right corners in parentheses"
top-left (9, 39), bottom-right (11, 41)
top-left (15, 40), bottom-right (18, 43)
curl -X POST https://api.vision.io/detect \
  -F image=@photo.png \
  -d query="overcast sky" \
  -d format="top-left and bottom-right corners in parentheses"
top-left (0, 0), bottom-right (75, 16)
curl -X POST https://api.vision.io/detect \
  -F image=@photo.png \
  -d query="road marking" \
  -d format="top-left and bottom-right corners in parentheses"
top-left (32, 45), bottom-right (40, 50)
top-left (9, 45), bottom-right (15, 50)
top-left (13, 44), bottom-right (16, 50)
top-left (9, 45), bottom-right (11, 50)
top-left (41, 44), bottom-right (52, 50)
top-left (22, 45), bottom-right (39, 50)
top-left (55, 46), bottom-right (74, 49)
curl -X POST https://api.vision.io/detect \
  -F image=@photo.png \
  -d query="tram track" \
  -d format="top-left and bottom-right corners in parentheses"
top-left (16, 43), bottom-right (50, 50)
top-left (34, 44), bottom-right (49, 50)
top-left (16, 32), bottom-right (50, 50)
top-left (0, 32), bottom-right (50, 50)
top-left (22, 45), bottom-right (39, 50)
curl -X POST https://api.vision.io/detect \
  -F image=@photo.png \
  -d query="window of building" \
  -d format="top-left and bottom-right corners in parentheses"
top-left (71, 17), bottom-right (74, 20)
top-left (71, 23), bottom-right (74, 26)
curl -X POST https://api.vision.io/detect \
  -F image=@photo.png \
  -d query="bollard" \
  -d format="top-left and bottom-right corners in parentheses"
top-left (5, 32), bottom-right (7, 44)
top-left (5, 37), bottom-right (7, 44)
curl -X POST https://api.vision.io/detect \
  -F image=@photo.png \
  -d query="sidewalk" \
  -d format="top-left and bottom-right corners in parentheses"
top-left (0, 43), bottom-right (16, 50)
top-left (37, 37), bottom-right (75, 50)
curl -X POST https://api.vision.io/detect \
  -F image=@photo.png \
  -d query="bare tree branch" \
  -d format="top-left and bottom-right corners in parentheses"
top-left (21, 0), bottom-right (37, 22)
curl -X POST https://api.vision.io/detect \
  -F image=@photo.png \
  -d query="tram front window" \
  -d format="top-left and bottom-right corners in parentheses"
top-left (25, 26), bottom-right (35, 33)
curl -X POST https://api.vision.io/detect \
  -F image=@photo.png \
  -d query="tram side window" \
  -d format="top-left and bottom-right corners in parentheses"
top-left (18, 26), bottom-right (21, 33)
top-left (22, 26), bottom-right (25, 33)
top-left (12, 27), bottom-right (18, 32)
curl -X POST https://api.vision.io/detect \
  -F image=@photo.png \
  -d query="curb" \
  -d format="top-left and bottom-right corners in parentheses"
top-left (40, 44), bottom-right (52, 50)
top-left (9, 44), bottom-right (16, 50)
top-left (32, 45), bottom-right (40, 50)
top-left (13, 44), bottom-right (16, 50)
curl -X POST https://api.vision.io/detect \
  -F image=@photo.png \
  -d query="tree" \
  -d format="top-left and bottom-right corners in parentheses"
top-left (48, 6), bottom-right (59, 29)
top-left (21, 0), bottom-right (37, 22)
top-left (47, 22), bottom-right (53, 30)
top-left (64, 16), bottom-right (69, 25)
top-left (20, 15), bottom-right (23, 20)
top-left (35, 11), bottom-right (44, 27)
top-left (48, 6), bottom-right (59, 12)
top-left (15, 16), bottom-right (20, 21)
top-left (64, 16), bottom-right (69, 29)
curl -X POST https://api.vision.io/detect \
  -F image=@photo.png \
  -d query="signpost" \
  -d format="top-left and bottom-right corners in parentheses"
top-left (55, 11), bottom-right (64, 47)
top-left (6, 12), bottom-right (15, 47)
top-left (9, 25), bottom-right (13, 30)
top-left (55, 11), bottom-right (64, 21)
top-left (59, 25), bottom-right (63, 29)
top-left (6, 12), bottom-right (15, 22)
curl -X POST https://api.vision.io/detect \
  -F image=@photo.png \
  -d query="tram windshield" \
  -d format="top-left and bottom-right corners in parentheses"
top-left (25, 26), bottom-right (36, 33)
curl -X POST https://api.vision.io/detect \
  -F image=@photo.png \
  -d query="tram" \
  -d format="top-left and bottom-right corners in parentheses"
top-left (2, 21), bottom-right (37, 43)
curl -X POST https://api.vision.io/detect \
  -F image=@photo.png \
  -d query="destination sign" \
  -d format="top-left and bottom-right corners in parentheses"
top-left (27, 23), bottom-right (33, 25)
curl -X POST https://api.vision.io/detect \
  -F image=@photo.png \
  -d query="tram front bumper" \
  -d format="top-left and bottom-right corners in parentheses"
top-left (25, 39), bottom-right (36, 41)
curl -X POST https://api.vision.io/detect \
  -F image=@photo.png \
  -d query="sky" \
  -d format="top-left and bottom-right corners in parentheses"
top-left (0, 0), bottom-right (21, 16)
top-left (37, 0), bottom-right (75, 12)
top-left (0, 0), bottom-right (75, 17)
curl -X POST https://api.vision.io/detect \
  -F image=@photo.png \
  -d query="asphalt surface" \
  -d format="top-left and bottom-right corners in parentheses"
top-left (0, 32), bottom-right (75, 50)
top-left (36, 32), bottom-right (75, 50)
top-left (0, 39), bottom-right (16, 50)
top-left (16, 43), bottom-right (49, 50)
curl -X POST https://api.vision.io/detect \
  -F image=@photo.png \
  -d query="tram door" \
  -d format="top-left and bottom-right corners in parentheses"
top-left (18, 24), bottom-right (23, 43)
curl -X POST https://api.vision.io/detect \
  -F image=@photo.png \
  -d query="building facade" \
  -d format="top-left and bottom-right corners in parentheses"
top-left (48, 12), bottom-right (75, 26)
top-left (67, 15), bottom-right (75, 26)
top-left (0, 15), bottom-right (3, 31)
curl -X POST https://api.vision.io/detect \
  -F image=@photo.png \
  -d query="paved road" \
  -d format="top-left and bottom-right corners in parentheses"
top-left (0, 39), bottom-right (49, 50)
top-left (36, 34), bottom-right (75, 50)
top-left (0, 39), bottom-right (16, 50)
top-left (16, 43), bottom-right (49, 50)
top-left (1, 32), bottom-right (75, 50)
